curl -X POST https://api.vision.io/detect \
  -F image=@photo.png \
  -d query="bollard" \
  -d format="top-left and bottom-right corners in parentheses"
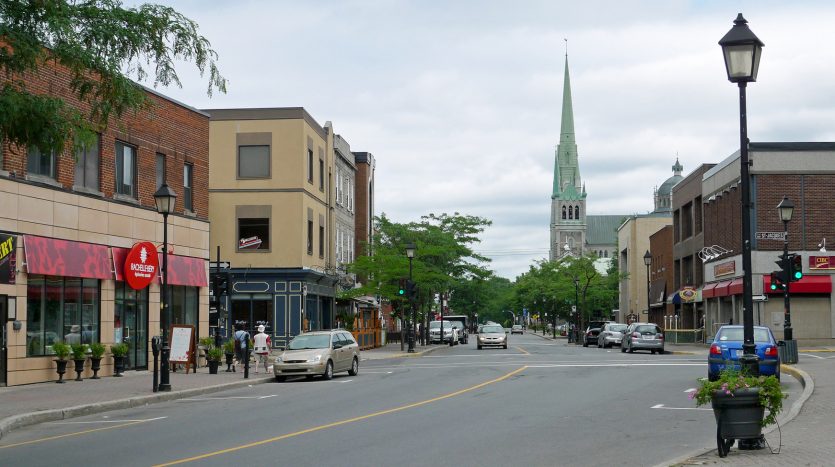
top-left (244, 347), bottom-right (250, 379)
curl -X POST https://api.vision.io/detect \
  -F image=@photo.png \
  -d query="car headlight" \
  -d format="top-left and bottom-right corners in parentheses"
top-left (275, 356), bottom-right (283, 363)
top-left (309, 355), bottom-right (322, 363)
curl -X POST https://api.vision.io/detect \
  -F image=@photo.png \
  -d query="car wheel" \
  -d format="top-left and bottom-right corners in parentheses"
top-left (323, 361), bottom-right (333, 380)
top-left (348, 357), bottom-right (359, 376)
top-left (659, 348), bottom-right (664, 355)
top-left (478, 344), bottom-right (482, 350)
top-left (628, 344), bottom-right (634, 353)
top-left (305, 375), bottom-right (314, 381)
top-left (597, 341), bottom-right (602, 348)
top-left (274, 375), bottom-right (286, 382)
top-left (621, 345), bottom-right (626, 353)
top-left (651, 349), bottom-right (656, 355)
top-left (583, 341), bottom-right (588, 347)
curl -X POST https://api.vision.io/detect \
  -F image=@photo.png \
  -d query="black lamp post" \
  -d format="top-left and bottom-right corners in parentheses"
top-left (154, 183), bottom-right (177, 392)
top-left (405, 242), bottom-right (416, 353)
top-left (573, 276), bottom-right (580, 345)
top-left (777, 196), bottom-right (794, 341)
top-left (720, 13), bottom-right (764, 376)
top-left (644, 250), bottom-right (652, 320)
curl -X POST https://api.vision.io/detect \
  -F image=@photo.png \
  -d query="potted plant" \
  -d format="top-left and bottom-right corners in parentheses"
top-left (89, 342), bottom-right (106, 379)
top-left (52, 341), bottom-right (71, 383)
top-left (70, 344), bottom-right (87, 381)
top-left (111, 342), bottom-right (129, 377)
top-left (206, 346), bottom-right (223, 374)
top-left (223, 339), bottom-right (235, 372)
top-left (692, 367), bottom-right (786, 457)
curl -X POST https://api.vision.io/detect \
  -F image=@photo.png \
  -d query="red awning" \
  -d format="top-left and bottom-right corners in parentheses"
top-left (713, 281), bottom-right (732, 298)
top-left (702, 282), bottom-right (718, 299)
top-left (114, 248), bottom-right (207, 287)
top-left (727, 278), bottom-right (744, 296)
top-left (763, 275), bottom-right (832, 294)
top-left (24, 235), bottom-right (112, 279)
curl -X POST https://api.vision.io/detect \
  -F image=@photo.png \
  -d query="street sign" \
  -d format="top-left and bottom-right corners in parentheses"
top-left (755, 232), bottom-right (786, 240)
top-left (211, 262), bottom-right (231, 269)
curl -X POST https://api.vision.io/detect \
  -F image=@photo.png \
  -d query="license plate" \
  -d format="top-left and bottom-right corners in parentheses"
top-left (735, 349), bottom-right (743, 358)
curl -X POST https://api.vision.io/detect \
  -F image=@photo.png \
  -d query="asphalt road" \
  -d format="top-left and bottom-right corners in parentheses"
top-left (0, 332), bottom-right (801, 466)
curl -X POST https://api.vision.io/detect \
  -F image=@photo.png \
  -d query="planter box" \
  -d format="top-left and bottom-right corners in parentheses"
top-left (711, 388), bottom-right (765, 440)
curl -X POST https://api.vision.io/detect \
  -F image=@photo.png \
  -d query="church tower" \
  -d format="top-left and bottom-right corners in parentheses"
top-left (550, 54), bottom-right (587, 261)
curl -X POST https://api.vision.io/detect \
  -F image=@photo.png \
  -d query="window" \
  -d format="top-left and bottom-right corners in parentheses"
top-left (26, 276), bottom-right (100, 356)
top-left (335, 167), bottom-right (341, 204)
top-left (156, 153), bottom-right (166, 189)
top-left (568, 206), bottom-right (573, 219)
top-left (574, 206), bottom-right (579, 219)
top-left (307, 149), bottom-right (314, 183)
top-left (319, 224), bottom-right (325, 258)
top-left (183, 163), bottom-right (193, 211)
top-left (27, 146), bottom-right (57, 178)
top-left (74, 135), bottom-right (100, 190)
top-left (115, 141), bottom-right (137, 197)
top-left (319, 158), bottom-right (324, 191)
top-left (238, 145), bottom-right (270, 178)
top-left (307, 220), bottom-right (313, 255)
top-left (238, 218), bottom-right (270, 251)
top-left (562, 206), bottom-right (566, 219)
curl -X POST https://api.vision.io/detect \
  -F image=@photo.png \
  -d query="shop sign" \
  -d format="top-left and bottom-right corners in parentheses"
top-left (239, 236), bottom-right (262, 249)
top-left (124, 241), bottom-right (159, 290)
top-left (810, 255), bottom-right (835, 270)
top-left (679, 286), bottom-right (697, 303)
top-left (714, 261), bottom-right (735, 278)
top-left (0, 233), bottom-right (16, 285)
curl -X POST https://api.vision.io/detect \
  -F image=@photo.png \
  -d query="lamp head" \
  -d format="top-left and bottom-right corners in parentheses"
top-left (153, 183), bottom-right (177, 215)
top-left (777, 196), bottom-right (794, 223)
top-left (719, 13), bottom-right (764, 83)
top-left (405, 242), bottom-right (416, 258)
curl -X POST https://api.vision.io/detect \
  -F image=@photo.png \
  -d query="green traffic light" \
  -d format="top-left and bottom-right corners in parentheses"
top-left (398, 289), bottom-right (405, 295)
top-left (794, 271), bottom-right (803, 280)
top-left (770, 283), bottom-right (777, 291)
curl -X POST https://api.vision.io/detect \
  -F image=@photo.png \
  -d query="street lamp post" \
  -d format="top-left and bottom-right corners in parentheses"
top-left (154, 183), bottom-right (177, 392)
top-left (405, 243), bottom-right (416, 353)
top-left (644, 250), bottom-right (652, 321)
top-left (573, 276), bottom-right (580, 345)
top-left (777, 196), bottom-right (794, 341)
top-left (720, 13), bottom-right (764, 376)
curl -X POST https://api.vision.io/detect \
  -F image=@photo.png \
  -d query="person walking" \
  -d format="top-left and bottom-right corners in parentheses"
top-left (252, 325), bottom-right (271, 374)
top-left (233, 323), bottom-right (250, 373)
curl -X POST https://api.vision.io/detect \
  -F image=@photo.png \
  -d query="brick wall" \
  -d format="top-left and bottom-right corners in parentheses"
top-left (1, 54), bottom-right (209, 219)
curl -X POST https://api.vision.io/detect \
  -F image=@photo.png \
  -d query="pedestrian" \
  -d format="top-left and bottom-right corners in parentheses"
top-left (64, 325), bottom-right (81, 345)
top-left (233, 323), bottom-right (250, 373)
top-left (253, 325), bottom-right (271, 374)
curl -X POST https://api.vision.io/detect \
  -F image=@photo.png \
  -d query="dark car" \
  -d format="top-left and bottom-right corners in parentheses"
top-left (583, 320), bottom-right (612, 347)
top-left (708, 325), bottom-right (780, 381)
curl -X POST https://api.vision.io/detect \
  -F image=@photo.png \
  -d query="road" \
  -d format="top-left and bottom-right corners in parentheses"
top-left (0, 332), bottom-right (800, 466)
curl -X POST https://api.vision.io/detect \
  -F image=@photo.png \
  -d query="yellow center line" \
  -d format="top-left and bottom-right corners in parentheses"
top-left (154, 365), bottom-right (527, 467)
top-left (515, 346), bottom-right (530, 355)
top-left (0, 419), bottom-right (152, 449)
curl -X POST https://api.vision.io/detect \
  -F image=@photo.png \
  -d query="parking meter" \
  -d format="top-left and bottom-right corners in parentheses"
top-left (151, 336), bottom-right (161, 392)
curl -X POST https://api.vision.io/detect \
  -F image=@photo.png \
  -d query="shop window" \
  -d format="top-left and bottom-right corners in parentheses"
top-left (232, 294), bottom-right (273, 336)
top-left (26, 275), bottom-right (100, 357)
top-left (238, 218), bottom-right (270, 251)
top-left (169, 286), bottom-right (198, 330)
top-left (238, 145), bottom-right (270, 179)
top-left (27, 146), bottom-right (57, 178)
top-left (183, 163), bottom-right (193, 212)
top-left (115, 141), bottom-right (137, 198)
top-left (74, 134), bottom-right (100, 191)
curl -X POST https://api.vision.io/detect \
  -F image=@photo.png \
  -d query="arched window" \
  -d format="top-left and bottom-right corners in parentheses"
top-left (568, 237), bottom-right (574, 248)
top-left (562, 206), bottom-right (567, 219)
top-left (604, 250), bottom-right (608, 258)
top-left (568, 206), bottom-right (573, 219)
top-left (574, 206), bottom-right (579, 219)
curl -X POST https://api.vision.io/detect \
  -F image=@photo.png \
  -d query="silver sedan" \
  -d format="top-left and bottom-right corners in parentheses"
top-left (597, 323), bottom-right (628, 348)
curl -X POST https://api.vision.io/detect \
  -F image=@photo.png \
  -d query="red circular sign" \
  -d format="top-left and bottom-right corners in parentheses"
top-left (124, 241), bottom-right (159, 290)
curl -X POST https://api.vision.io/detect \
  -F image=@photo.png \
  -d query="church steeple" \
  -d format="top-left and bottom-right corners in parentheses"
top-left (552, 54), bottom-right (584, 201)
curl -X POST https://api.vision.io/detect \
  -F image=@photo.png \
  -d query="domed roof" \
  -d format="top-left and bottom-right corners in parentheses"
top-left (657, 158), bottom-right (684, 196)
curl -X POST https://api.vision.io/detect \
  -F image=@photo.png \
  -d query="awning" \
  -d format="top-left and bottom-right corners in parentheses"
top-left (649, 279), bottom-right (666, 307)
top-left (764, 274), bottom-right (832, 294)
top-left (113, 247), bottom-right (207, 287)
top-left (702, 282), bottom-right (718, 299)
top-left (713, 281), bottom-right (732, 298)
top-left (24, 235), bottom-right (112, 279)
top-left (727, 278), bottom-right (744, 296)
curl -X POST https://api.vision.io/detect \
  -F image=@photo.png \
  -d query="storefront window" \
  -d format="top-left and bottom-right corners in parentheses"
top-left (232, 294), bottom-right (273, 335)
top-left (169, 286), bottom-right (198, 329)
top-left (27, 275), bottom-right (100, 356)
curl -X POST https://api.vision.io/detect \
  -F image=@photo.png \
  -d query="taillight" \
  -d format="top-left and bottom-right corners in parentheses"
top-left (710, 344), bottom-right (721, 355)
top-left (657, 333), bottom-right (664, 340)
top-left (765, 346), bottom-right (778, 357)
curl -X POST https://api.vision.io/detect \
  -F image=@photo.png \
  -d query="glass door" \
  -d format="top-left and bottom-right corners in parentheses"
top-left (115, 284), bottom-right (148, 370)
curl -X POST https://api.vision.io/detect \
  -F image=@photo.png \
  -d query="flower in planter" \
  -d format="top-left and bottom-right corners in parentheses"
top-left (692, 367), bottom-right (787, 426)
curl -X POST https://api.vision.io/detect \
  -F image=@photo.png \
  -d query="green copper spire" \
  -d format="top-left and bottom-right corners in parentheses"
top-left (552, 55), bottom-right (584, 200)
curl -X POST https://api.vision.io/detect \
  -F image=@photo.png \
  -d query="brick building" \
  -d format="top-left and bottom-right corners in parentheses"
top-left (648, 225), bottom-right (674, 328)
top-left (0, 58), bottom-right (210, 386)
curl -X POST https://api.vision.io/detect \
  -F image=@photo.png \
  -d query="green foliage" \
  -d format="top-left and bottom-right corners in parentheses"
top-left (199, 336), bottom-right (215, 349)
top-left (110, 342), bottom-right (129, 357)
top-left (223, 339), bottom-right (234, 354)
top-left (51, 341), bottom-right (71, 360)
top-left (0, 0), bottom-right (226, 154)
top-left (692, 367), bottom-right (786, 427)
top-left (70, 343), bottom-right (87, 360)
top-left (89, 342), bottom-right (106, 359)
top-left (206, 346), bottom-right (223, 362)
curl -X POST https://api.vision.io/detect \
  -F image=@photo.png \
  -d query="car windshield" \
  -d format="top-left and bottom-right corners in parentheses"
top-left (717, 328), bottom-right (772, 343)
top-left (429, 321), bottom-right (452, 329)
top-left (482, 325), bottom-right (503, 333)
top-left (610, 325), bottom-right (627, 332)
top-left (450, 322), bottom-right (464, 329)
top-left (287, 334), bottom-right (331, 350)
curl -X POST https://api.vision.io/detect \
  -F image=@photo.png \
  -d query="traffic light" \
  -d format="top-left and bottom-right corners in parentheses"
top-left (406, 280), bottom-right (417, 299)
top-left (790, 254), bottom-right (803, 282)
top-left (769, 271), bottom-right (786, 291)
top-left (397, 278), bottom-right (406, 296)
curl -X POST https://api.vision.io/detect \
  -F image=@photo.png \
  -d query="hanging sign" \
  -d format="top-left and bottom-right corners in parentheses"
top-left (0, 233), bottom-right (16, 285)
top-left (239, 236), bottom-right (262, 249)
top-left (124, 241), bottom-right (159, 290)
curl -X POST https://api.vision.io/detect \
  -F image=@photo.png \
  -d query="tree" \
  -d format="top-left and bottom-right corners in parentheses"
top-left (0, 0), bottom-right (226, 155)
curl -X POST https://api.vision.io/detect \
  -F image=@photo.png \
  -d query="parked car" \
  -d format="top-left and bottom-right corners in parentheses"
top-left (449, 320), bottom-right (468, 344)
top-left (583, 320), bottom-right (612, 347)
top-left (708, 325), bottom-right (780, 381)
top-left (621, 322), bottom-right (664, 354)
top-left (477, 324), bottom-right (507, 349)
top-left (597, 323), bottom-right (628, 348)
top-left (273, 329), bottom-right (359, 382)
top-left (429, 320), bottom-right (456, 344)
top-left (511, 324), bottom-right (524, 335)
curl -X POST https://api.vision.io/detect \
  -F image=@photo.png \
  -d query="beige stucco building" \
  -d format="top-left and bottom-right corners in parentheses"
top-left (617, 215), bottom-right (672, 324)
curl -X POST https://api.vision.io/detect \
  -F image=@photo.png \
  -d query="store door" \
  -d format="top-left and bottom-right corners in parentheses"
top-left (122, 301), bottom-right (148, 370)
top-left (0, 296), bottom-right (7, 386)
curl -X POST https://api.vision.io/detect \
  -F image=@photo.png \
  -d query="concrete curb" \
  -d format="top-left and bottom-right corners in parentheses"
top-left (0, 376), bottom-right (273, 441)
top-left (656, 363), bottom-right (814, 467)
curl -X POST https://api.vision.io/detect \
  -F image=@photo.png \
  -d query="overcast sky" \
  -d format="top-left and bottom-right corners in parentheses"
top-left (137, 0), bottom-right (835, 280)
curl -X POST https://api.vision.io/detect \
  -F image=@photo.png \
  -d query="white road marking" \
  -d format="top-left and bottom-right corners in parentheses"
top-left (361, 371), bottom-right (394, 374)
top-left (51, 416), bottom-right (167, 425)
top-left (368, 361), bottom-right (705, 371)
top-left (800, 353), bottom-right (826, 359)
top-left (651, 404), bottom-right (711, 411)
top-left (684, 388), bottom-right (696, 393)
top-left (179, 396), bottom-right (276, 401)
top-left (337, 379), bottom-right (354, 383)
top-left (258, 395), bottom-right (277, 399)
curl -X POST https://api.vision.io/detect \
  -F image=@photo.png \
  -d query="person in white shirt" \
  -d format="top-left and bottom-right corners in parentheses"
top-left (252, 325), bottom-right (271, 374)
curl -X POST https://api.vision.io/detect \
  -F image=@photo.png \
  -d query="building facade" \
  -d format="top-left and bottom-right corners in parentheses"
top-left (205, 108), bottom-right (337, 348)
top-left (0, 62), bottom-right (209, 386)
top-left (617, 214), bottom-right (671, 324)
top-left (648, 225), bottom-right (675, 328)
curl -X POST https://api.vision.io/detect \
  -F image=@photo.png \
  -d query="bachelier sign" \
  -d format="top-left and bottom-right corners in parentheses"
top-left (124, 241), bottom-right (159, 290)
